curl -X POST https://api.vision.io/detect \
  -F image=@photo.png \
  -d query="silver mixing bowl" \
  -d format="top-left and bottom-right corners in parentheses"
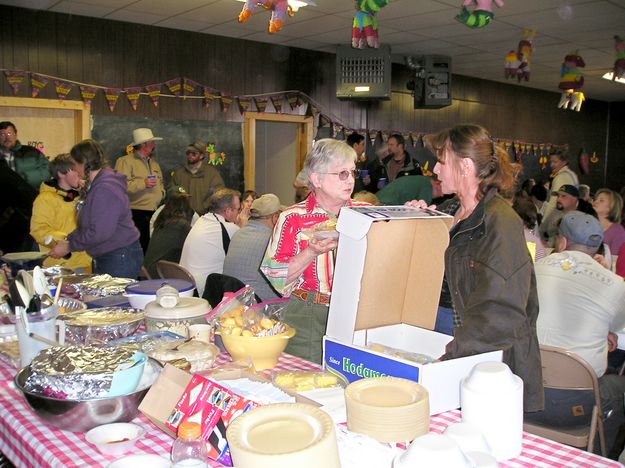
top-left (14, 358), bottom-right (161, 432)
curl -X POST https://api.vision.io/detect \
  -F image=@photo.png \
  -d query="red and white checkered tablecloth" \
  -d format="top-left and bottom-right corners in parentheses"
top-left (0, 353), bottom-right (621, 468)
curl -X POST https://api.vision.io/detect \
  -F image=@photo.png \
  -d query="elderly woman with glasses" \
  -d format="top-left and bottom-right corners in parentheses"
top-left (261, 138), bottom-right (368, 363)
top-left (408, 124), bottom-right (544, 413)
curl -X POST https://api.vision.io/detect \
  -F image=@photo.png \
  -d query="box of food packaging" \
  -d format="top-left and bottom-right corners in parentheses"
top-left (323, 205), bottom-right (502, 415)
top-left (139, 365), bottom-right (258, 466)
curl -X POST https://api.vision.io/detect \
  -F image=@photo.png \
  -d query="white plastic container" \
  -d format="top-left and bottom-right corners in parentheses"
top-left (125, 279), bottom-right (195, 310)
top-left (145, 297), bottom-right (210, 337)
top-left (85, 423), bottom-right (144, 456)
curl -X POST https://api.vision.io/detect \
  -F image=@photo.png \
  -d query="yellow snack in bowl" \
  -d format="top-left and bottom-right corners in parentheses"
top-left (241, 329), bottom-right (254, 337)
top-left (260, 318), bottom-right (274, 330)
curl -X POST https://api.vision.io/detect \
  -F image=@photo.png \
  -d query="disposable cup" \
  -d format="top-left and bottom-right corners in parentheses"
top-left (16, 314), bottom-right (59, 367)
top-left (188, 323), bottom-right (212, 343)
top-left (360, 169), bottom-right (369, 179)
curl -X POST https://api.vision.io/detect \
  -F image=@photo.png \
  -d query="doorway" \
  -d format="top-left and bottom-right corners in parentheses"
top-left (243, 112), bottom-right (313, 204)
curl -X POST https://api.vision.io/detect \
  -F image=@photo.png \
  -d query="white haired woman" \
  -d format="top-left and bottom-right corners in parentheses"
top-left (261, 139), bottom-right (369, 363)
top-left (408, 124), bottom-right (544, 413)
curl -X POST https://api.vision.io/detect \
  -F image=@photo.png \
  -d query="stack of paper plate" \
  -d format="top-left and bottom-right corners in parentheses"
top-left (226, 403), bottom-right (340, 468)
top-left (345, 377), bottom-right (429, 443)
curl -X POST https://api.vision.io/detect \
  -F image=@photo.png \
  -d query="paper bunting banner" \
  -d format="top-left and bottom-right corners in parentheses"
top-left (104, 88), bottom-right (122, 112)
top-left (270, 95), bottom-right (283, 113)
top-left (145, 83), bottom-right (162, 107)
top-left (332, 123), bottom-right (342, 138)
top-left (79, 85), bottom-right (98, 106)
top-left (221, 95), bottom-right (234, 113)
top-left (238, 96), bottom-right (252, 114)
top-left (380, 130), bottom-right (389, 142)
top-left (125, 87), bottom-right (142, 111)
top-left (30, 73), bottom-right (49, 98)
top-left (203, 87), bottom-right (220, 109)
top-left (254, 96), bottom-right (268, 112)
top-left (410, 132), bottom-right (420, 147)
top-left (368, 129), bottom-right (379, 145)
top-left (344, 128), bottom-right (354, 138)
top-left (165, 78), bottom-right (182, 96)
top-left (287, 93), bottom-right (299, 110)
top-left (182, 78), bottom-right (198, 97)
top-left (54, 80), bottom-right (73, 100)
top-left (4, 71), bottom-right (26, 95)
top-left (318, 114), bottom-right (331, 128)
top-left (402, 132), bottom-right (412, 146)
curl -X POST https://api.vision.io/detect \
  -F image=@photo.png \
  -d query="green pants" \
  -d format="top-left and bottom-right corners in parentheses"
top-left (283, 294), bottom-right (329, 364)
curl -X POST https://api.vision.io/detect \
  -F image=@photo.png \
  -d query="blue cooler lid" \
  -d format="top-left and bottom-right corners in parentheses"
top-left (125, 279), bottom-right (194, 295)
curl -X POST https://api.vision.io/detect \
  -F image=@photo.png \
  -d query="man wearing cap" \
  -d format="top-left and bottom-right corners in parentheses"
top-left (223, 194), bottom-right (283, 302)
top-left (170, 142), bottom-right (225, 215)
top-left (114, 128), bottom-right (165, 253)
top-left (531, 211), bottom-right (625, 451)
top-left (180, 188), bottom-right (240, 297)
top-left (539, 184), bottom-right (580, 247)
top-left (543, 149), bottom-right (579, 221)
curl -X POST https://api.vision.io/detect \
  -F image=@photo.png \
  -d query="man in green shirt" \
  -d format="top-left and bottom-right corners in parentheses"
top-left (376, 175), bottom-right (443, 206)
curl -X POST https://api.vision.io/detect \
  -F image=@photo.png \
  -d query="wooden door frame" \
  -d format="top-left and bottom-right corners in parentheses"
top-left (0, 96), bottom-right (91, 143)
top-left (243, 112), bottom-right (313, 191)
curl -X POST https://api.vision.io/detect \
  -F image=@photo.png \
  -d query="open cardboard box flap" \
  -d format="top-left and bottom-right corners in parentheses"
top-left (329, 206), bottom-right (453, 341)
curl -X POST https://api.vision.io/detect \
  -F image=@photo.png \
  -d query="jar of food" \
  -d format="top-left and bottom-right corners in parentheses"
top-left (145, 297), bottom-right (210, 337)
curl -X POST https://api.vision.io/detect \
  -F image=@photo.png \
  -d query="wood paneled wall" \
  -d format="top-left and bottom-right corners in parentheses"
top-left (1, 5), bottom-right (622, 191)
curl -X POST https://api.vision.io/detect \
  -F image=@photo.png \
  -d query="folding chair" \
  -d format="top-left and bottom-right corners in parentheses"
top-left (155, 260), bottom-right (195, 287)
top-left (523, 345), bottom-right (607, 456)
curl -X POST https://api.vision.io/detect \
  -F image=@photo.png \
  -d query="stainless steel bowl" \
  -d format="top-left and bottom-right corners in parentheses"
top-left (14, 358), bottom-right (161, 432)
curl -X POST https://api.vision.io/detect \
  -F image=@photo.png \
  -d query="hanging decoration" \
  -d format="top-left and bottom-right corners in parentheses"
top-left (206, 143), bottom-right (226, 165)
top-left (238, 96), bottom-right (253, 114)
top-left (352, 0), bottom-right (390, 49)
top-left (332, 122), bottom-right (343, 138)
top-left (183, 78), bottom-right (199, 98)
top-left (504, 29), bottom-right (535, 82)
top-left (79, 85), bottom-right (98, 106)
top-left (287, 92), bottom-right (299, 110)
top-left (125, 87), bottom-right (142, 110)
top-left (578, 147), bottom-right (590, 175)
top-left (380, 130), bottom-right (389, 142)
top-left (221, 95), bottom-right (234, 113)
top-left (104, 88), bottom-right (122, 112)
top-left (144, 83), bottom-right (161, 107)
top-left (238, 0), bottom-right (294, 34)
top-left (165, 78), bottom-right (182, 97)
top-left (270, 94), bottom-right (283, 113)
top-left (557, 50), bottom-right (585, 111)
top-left (368, 129), bottom-right (379, 145)
top-left (202, 87), bottom-right (220, 109)
top-left (30, 73), bottom-right (49, 98)
top-left (54, 80), bottom-right (73, 100)
top-left (4, 71), bottom-right (26, 95)
top-left (456, 0), bottom-right (504, 28)
top-left (613, 35), bottom-right (625, 81)
top-left (254, 96), bottom-right (268, 112)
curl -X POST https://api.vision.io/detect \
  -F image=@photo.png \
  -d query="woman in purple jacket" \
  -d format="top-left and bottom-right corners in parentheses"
top-left (50, 139), bottom-right (143, 279)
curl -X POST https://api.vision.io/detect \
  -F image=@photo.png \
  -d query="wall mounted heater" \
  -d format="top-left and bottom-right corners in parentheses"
top-left (336, 44), bottom-right (391, 100)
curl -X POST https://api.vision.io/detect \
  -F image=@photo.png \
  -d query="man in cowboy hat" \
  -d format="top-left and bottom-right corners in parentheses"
top-left (170, 141), bottom-right (224, 215)
top-left (114, 128), bottom-right (165, 253)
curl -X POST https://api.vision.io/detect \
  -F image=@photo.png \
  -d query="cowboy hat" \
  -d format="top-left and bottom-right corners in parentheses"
top-left (129, 128), bottom-right (163, 147)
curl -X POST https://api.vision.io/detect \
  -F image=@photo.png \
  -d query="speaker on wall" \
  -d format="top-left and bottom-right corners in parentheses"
top-left (407, 55), bottom-right (452, 109)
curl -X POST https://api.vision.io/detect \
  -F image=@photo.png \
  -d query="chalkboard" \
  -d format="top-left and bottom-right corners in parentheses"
top-left (92, 115), bottom-right (244, 191)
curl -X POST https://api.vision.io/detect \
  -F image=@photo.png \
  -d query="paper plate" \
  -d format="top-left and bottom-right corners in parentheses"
top-left (345, 376), bottom-right (426, 408)
top-left (1, 252), bottom-right (48, 263)
top-left (107, 454), bottom-right (170, 468)
top-left (227, 403), bottom-right (340, 468)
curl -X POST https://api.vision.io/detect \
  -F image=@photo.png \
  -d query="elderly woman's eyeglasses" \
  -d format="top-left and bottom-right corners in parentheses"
top-left (319, 169), bottom-right (360, 181)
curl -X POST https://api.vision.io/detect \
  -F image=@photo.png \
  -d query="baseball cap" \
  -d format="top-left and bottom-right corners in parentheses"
top-left (167, 185), bottom-right (190, 198)
top-left (559, 211), bottom-right (603, 248)
top-left (552, 184), bottom-right (579, 198)
top-left (250, 194), bottom-right (283, 217)
top-left (186, 142), bottom-right (206, 154)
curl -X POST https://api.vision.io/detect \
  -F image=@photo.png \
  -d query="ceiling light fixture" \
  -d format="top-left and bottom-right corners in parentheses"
top-left (235, 0), bottom-right (316, 13)
top-left (602, 71), bottom-right (625, 85)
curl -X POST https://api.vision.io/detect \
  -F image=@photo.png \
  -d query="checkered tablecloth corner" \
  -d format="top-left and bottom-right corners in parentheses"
top-left (0, 352), bottom-right (622, 467)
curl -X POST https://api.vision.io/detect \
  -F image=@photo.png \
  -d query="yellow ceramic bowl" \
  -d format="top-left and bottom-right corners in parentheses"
top-left (216, 327), bottom-right (296, 371)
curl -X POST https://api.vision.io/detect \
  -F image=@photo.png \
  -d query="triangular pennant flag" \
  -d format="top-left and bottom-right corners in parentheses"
top-left (287, 93), bottom-right (299, 110)
top-left (203, 87), bottom-right (220, 109)
top-left (79, 85), bottom-right (98, 106)
top-left (30, 73), bottom-right (49, 98)
top-left (145, 83), bottom-right (162, 107)
top-left (270, 95), bottom-right (283, 113)
top-left (238, 96), bottom-right (252, 114)
top-left (410, 132), bottom-right (421, 147)
top-left (319, 114), bottom-right (331, 128)
top-left (368, 129), bottom-right (379, 145)
top-left (332, 123), bottom-right (342, 138)
top-left (381, 130), bottom-right (389, 142)
top-left (344, 129), bottom-right (354, 138)
top-left (221, 95), bottom-right (234, 113)
top-left (254, 96), bottom-right (268, 112)
top-left (125, 87), bottom-right (142, 111)
top-left (182, 78), bottom-right (198, 98)
top-left (402, 132), bottom-right (412, 146)
top-left (54, 80), bottom-right (73, 101)
top-left (165, 78), bottom-right (182, 96)
top-left (4, 71), bottom-right (26, 95)
top-left (104, 88), bottom-right (122, 112)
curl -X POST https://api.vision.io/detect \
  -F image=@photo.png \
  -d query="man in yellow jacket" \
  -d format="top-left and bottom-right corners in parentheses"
top-left (30, 153), bottom-right (91, 272)
top-left (114, 128), bottom-right (165, 252)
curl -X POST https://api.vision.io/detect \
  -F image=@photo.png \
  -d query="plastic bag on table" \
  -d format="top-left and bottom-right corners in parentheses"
top-left (206, 285), bottom-right (257, 326)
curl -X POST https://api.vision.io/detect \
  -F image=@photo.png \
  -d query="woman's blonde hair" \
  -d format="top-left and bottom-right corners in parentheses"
top-left (595, 188), bottom-right (623, 223)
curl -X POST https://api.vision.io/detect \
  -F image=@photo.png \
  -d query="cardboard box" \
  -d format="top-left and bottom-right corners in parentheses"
top-left (323, 206), bottom-right (502, 415)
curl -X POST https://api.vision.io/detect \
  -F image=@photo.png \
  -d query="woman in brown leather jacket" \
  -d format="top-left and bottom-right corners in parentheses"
top-left (412, 124), bottom-right (544, 413)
